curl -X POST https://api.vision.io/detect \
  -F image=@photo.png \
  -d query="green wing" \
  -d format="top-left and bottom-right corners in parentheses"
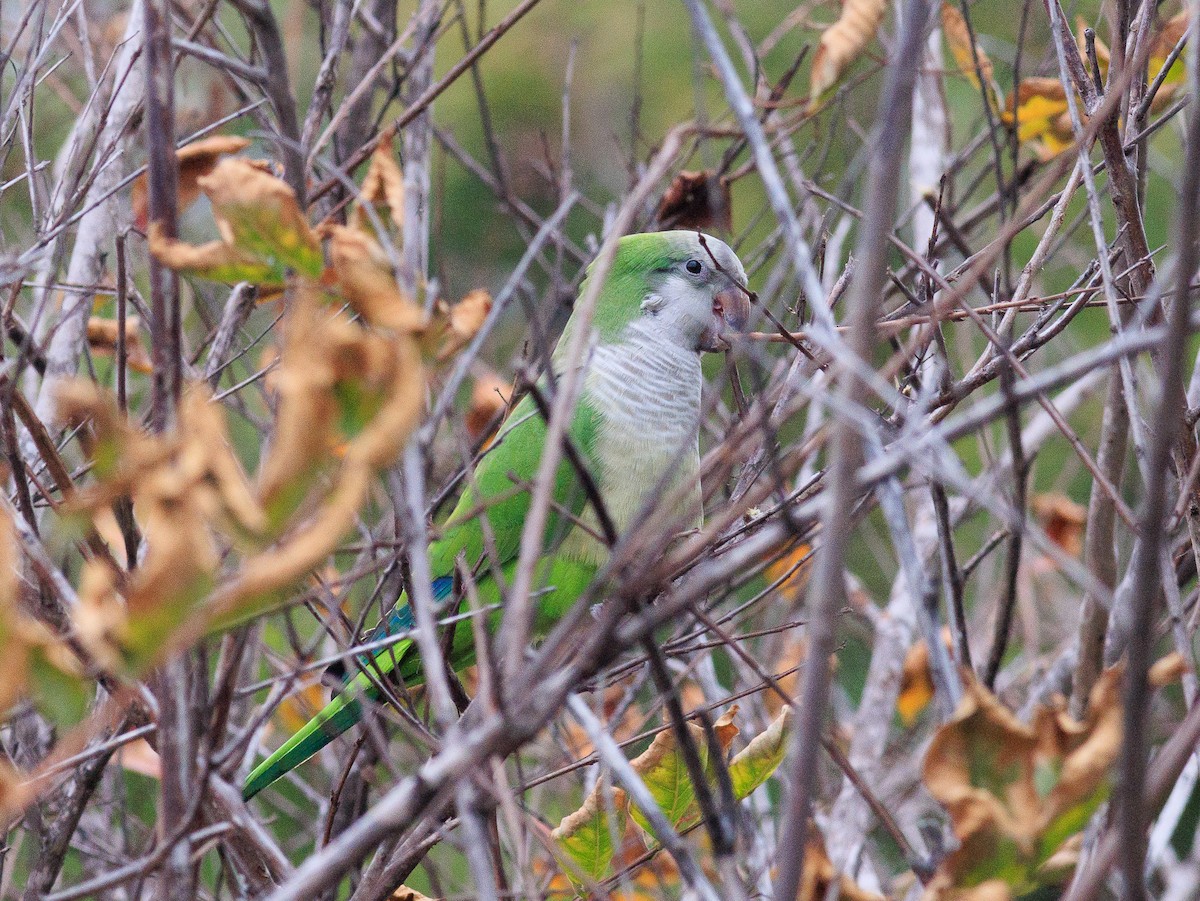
top-left (243, 392), bottom-right (603, 799)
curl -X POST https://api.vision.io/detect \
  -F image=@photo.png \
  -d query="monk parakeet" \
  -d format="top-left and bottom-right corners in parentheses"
top-left (243, 230), bottom-right (750, 799)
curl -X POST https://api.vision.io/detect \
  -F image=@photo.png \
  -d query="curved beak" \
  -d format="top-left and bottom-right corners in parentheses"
top-left (699, 285), bottom-right (752, 352)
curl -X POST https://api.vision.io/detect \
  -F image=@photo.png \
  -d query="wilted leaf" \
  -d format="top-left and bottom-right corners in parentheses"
top-left (61, 381), bottom-right (264, 673)
top-left (729, 707), bottom-right (792, 799)
top-left (798, 827), bottom-right (885, 901)
top-left (922, 668), bottom-right (1125, 899)
top-left (132, 134), bottom-right (251, 230)
top-left (351, 134), bottom-right (406, 234)
top-left (326, 225), bottom-right (426, 333)
top-left (149, 223), bottom-right (282, 286)
top-left (628, 722), bottom-right (707, 836)
top-left (1148, 11), bottom-right (1189, 112)
top-left (86, 316), bottom-right (153, 374)
top-left (434, 290), bottom-right (492, 362)
top-left (552, 783), bottom-right (628, 885)
top-left (1032, 493), bottom-right (1086, 558)
top-left (898, 640), bottom-right (935, 725)
top-left (0, 507), bottom-right (30, 716)
top-left (765, 542), bottom-right (812, 600)
top-left (810, 0), bottom-right (887, 105)
top-left (114, 738), bottom-right (162, 778)
top-left (1149, 651), bottom-right (1187, 687)
top-left (389, 887), bottom-right (438, 901)
top-left (942, 3), bottom-right (1001, 108)
top-left (656, 170), bottom-right (732, 233)
top-left (198, 157), bottom-right (323, 279)
top-left (1001, 77), bottom-right (1075, 161)
top-left (465, 371), bottom-right (512, 445)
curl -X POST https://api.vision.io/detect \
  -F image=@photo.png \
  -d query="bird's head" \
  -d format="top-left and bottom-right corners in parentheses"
top-left (579, 230), bottom-right (752, 354)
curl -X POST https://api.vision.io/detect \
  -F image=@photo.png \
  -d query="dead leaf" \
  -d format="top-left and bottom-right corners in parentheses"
top-left (942, 3), bottom-right (995, 92)
top-left (1001, 77), bottom-right (1075, 161)
top-left (60, 381), bottom-right (264, 673)
top-left (87, 316), bottom-right (153, 374)
top-left (389, 887), bottom-right (438, 901)
top-left (325, 225), bottom-right (426, 333)
top-left (810, 0), bottom-right (887, 106)
top-left (148, 222), bottom-right (281, 286)
top-left (655, 170), bottom-right (732, 233)
top-left (922, 667), bottom-right (1125, 898)
top-left (437, 290), bottom-right (492, 362)
top-left (116, 738), bottom-right (162, 779)
top-left (1032, 493), bottom-right (1086, 558)
top-left (351, 134), bottom-right (406, 234)
top-left (898, 640), bottom-right (935, 725)
top-left (798, 826), bottom-right (885, 901)
top-left (1149, 651), bottom-right (1187, 688)
top-left (198, 157), bottom-right (323, 279)
top-left (132, 134), bottom-right (251, 230)
top-left (465, 371), bottom-right (512, 445)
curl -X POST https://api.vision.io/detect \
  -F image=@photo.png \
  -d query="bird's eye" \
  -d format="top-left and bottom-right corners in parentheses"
top-left (685, 259), bottom-right (704, 275)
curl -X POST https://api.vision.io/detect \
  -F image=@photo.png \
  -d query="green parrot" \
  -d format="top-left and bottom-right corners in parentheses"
top-left (243, 230), bottom-right (750, 800)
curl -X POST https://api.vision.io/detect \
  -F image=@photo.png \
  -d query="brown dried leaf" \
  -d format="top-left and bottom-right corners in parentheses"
top-left (465, 371), bottom-right (512, 445)
top-left (148, 222), bottom-right (282, 286)
top-left (351, 134), bottom-right (406, 234)
top-left (0, 506), bottom-right (30, 714)
top-left (1032, 493), bottom-right (1086, 558)
top-left (326, 225), bottom-right (426, 332)
top-left (923, 668), bottom-right (1125, 898)
top-left (809, 0), bottom-right (887, 105)
top-left (389, 887), bottom-right (438, 901)
top-left (1150, 651), bottom-right (1187, 687)
top-left (655, 170), bottom-right (732, 233)
top-left (87, 316), bottom-right (153, 374)
top-left (439, 290), bottom-right (492, 362)
top-left (132, 134), bottom-right (251, 230)
top-left (798, 827), bottom-right (884, 901)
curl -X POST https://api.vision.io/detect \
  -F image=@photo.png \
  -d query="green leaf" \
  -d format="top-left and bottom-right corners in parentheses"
top-left (628, 725), bottom-right (707, 837)
top-left (551, 784), bottom-right (627, 885)
top-left (28, 649), bottom-right (91, 726)
top-left (729, 707), bottom-right (792, 799)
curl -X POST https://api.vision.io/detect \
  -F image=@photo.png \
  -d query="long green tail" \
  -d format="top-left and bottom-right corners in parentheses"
top-left (243, 629), bottom-right (417, 800)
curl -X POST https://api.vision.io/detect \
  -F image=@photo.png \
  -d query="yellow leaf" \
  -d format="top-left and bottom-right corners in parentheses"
top-left (809, 0), bottom-right (887, 105)
top-left (898, 640), bottom-right (935, 725)
top-left (1148, 11), bottom-right (1189, 112)
top-left (941, 3), bottom-right (995, 93)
